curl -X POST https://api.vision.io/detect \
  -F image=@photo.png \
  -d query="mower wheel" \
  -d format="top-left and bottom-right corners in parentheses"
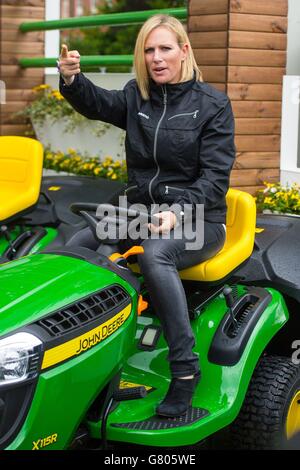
top-left (230, 355), bottom-right (300, 449)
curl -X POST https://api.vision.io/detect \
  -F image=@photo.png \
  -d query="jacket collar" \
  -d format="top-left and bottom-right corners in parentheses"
top-left (149, 74), bottom-right (196, 105)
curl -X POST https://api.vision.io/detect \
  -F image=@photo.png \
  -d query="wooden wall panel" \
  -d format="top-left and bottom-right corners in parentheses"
top-left (188, 0), bottom-right (287, 194)
top-left (231, 101), bottom-right (282, 118)
top-left (229, 0), bottom-right (288, 16)
top-left (189, 31), bottom-right (228, 48)
top-left (227, 84), bottom-right (282, 101)
top-left (230, 13), bottom-right (287, 33)
top-left (189, 14), bottom-right (228, 32)
top-left (230, 168), bottom-right (280, 186)
top-left (0, 0), bottom-right (45, 137)
top-left (234, 152), bottom-right (280, 169)
top-left (229, 31), bottom-right (287, 50)
top-left (194, 49), bottom-right (227, 65)
top-left (228, 66), bottom-right (285, 84)
top-left (200, 66), bottom-right (227, 83)
top-left (189, 0), bottom-right (229, 15)
top-left (1, 5), bottom-right (44, 19)
top-left (228, 49), bottom-right (286, 66)
top-left (235, 118), bottom-right (281, 135)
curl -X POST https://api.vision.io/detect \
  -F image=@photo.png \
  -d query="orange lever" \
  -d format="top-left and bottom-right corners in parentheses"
top-left (137, 295), bottom-right (148, 316)
top-left (109, 252), bottom-right (122, 262)
top-left (122, 246), bottom-right (144, 259)
top-left (109, 246), bottom-right (144, 263)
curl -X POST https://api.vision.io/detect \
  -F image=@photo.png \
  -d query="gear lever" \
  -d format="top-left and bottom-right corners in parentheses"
top-left (223, 286), bottom-right (238, 328)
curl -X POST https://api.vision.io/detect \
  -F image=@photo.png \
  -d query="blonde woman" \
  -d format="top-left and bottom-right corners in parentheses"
top-left (59, 14), bottom-right (235, 417)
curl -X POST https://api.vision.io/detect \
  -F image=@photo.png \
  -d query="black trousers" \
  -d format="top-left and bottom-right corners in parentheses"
top-left (119, 221), bottom-right (226, 378)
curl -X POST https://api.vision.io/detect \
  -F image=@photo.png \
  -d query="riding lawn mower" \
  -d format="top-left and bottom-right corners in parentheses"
top-left (0, 136), bottom-right (300, 450)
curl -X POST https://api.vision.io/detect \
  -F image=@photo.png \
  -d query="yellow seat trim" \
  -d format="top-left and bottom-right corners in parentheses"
top-left (0, 136), bottom-right (44, 222)
top-left (129, 189), bottom-right (256, 282)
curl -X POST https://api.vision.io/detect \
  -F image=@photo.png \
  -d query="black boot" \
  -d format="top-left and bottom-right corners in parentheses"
top-left (156, 372), bottom-right (201, 418)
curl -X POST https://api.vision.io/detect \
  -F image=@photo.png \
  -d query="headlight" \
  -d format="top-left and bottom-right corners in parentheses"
top-left (0, 332), bottom-right (42, 385)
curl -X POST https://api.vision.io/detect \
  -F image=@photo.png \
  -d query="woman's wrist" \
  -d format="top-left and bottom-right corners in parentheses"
top-left (61, 74), bottom-right (75, 86)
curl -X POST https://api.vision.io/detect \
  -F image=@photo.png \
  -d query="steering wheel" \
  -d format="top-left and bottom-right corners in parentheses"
top-left (70, 202), bottom-right (160, 244)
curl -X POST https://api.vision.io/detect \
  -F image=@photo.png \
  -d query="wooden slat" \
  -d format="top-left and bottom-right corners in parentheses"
top-left (234, 152), bottom-right (280, 169)
top-left (1, 113), bottom-right (28, 124)
top-left (230, 168), bottom-right (279, 186)
top-left (1, 65), bottom-right (44, 78)
top-left (233, 185), bottom-right (264, 195)
top-left (231, 101), bottom-right (282, 117)
top-left (228, 66), bottom-right (285, 84)
top-left (2, 5), bottom-right (44, 19)
top-left (189, 14), bottom-right (228, 32)
top-left (1, 124), bottom-right (30, 135)
top-left (3, 77), bottom-right (44, 89)
top-left (1, 17), bottom-right (45, 29)
top-left (235, 135), bottom-right (280, 151)
top-left (2, 101), bottom-right (34, 113)
top-left (229, 48), bottom-right (286, 66)
top-left (189, 31), bottom-right (228, 48)
top-left (1, 29), bottom-right (44, 43)
top-left (235, 118), bottom-right (281, 135)
top-left (229, 30), bottom-right (287, 50)
top-left (229, 0), bottom-right (288, 16)
top-left (5, 89), bottom-right (35, 101)
top-left (1, 41), bottom-right (44, 54)
top-left (228, 84), bottom-right (282, 101)
top-left (194, 48), bottom-right (227, 65)
top-left (2, 0), bottom-right (44, 6)
top-left (189, 0), bottom-right (229, 15)
top-left (2, 53), bottom-right (31, 65)
top-left (201, 66), bottom-right (227, 83)
top-left (230, 13), bottom-right (287, 33)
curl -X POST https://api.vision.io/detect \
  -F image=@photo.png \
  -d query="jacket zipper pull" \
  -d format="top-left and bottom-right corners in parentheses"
top-left (163, 85), bottom-right (167, 105)
top-left (165, 185), bottom-right (169, 194)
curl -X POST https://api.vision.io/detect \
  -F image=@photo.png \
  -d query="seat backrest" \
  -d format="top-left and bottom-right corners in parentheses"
top-left (0, 136), bottom-right (43, 221)
top-left (178, 188), bottom-right (256, 282)
top-left (224, 188), bottom-right (256, 253)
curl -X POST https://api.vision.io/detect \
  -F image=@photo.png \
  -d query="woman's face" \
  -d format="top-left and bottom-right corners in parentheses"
top-left (144, 26), bottom-right (188, 85)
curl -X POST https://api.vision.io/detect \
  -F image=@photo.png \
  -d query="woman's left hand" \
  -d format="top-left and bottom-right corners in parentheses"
top-left (148, 211), bottom-right (177, 234)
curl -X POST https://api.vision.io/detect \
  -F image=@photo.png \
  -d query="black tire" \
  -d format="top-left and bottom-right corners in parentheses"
top-left (230, 355), bottom-right (300, 450)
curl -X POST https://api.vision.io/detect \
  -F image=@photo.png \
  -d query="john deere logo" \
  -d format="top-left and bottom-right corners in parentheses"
top-left (41, 304), bottom-right (131, 370)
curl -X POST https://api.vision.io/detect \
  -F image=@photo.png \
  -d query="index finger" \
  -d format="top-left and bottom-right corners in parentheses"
top-left (60, 44), bottom-right (68, 58)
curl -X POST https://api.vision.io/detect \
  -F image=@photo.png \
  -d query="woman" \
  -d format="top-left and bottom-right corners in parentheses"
top-left (59, 14), bottom-right (235, 417)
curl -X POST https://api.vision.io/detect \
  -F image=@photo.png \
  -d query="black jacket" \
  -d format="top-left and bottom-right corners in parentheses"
top-left (60, 73), bottom-right (235, 223)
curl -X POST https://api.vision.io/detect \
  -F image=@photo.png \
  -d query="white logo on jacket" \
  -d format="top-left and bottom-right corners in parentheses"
top-left (138, 112), bottom-right (150, 120)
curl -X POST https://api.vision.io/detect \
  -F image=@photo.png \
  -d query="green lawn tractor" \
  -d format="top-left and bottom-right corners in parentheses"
top-left (1, 137), bottom-right (300, 451)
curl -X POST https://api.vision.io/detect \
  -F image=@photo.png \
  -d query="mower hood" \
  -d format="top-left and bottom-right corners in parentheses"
top-left (0, 251), bottom-right (137, 337)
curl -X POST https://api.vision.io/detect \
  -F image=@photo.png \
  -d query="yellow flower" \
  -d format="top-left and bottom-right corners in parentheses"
top-left (52, 90), bottom-right (64, 101)
top-left (94, 168), bottom-right (101, 175)
top-left (32, 84), bottom-right (50, 92)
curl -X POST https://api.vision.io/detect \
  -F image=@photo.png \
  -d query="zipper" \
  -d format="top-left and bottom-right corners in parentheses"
top-left (168, 109), bottom-right (199, 121)
top-left (165, 185), bottom-right (185, 195)
top-left (148, 85), bottom-right (167, 206)
top-left (124, 185), bottom-right (138, 195)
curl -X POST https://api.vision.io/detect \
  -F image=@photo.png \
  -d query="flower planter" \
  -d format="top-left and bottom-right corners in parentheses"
top-left (32, 117), bottom-right (125, 160)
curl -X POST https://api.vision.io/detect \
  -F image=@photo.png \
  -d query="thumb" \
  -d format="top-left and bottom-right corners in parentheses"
top-left (61, 44), bottom-right (69, 58)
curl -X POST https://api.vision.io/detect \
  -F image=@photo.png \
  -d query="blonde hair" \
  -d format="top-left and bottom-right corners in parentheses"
top-left (134, 14), bottom-right (203, 100)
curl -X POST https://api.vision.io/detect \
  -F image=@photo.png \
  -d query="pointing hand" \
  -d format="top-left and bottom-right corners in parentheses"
top-left (58, 43), bottom-right (81, 85)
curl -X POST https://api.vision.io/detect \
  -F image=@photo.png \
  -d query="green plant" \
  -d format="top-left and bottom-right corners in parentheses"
top-left (44, 147), bottom-right (127, 182)
top-left (256, 181), bottom-right (300, 215)
top-left (18, 84), bottom-right (110, 137)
